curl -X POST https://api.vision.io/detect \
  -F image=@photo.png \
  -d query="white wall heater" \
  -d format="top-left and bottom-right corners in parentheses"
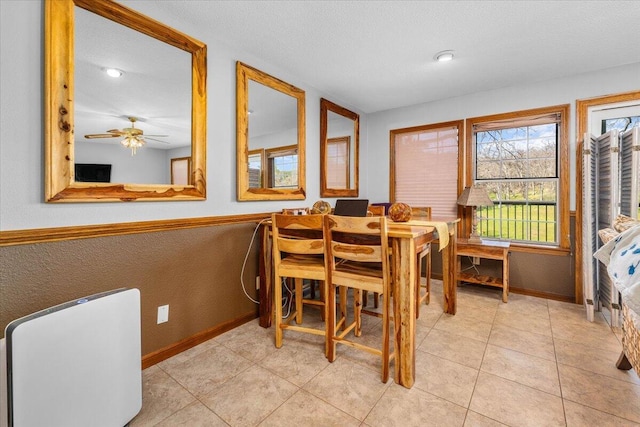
top-left (1, 288), bottom-right (142, 427)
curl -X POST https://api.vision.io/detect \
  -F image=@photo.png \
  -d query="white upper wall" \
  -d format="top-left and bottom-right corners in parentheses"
top-left (0, 0), bottom-right (637, 231)
top-left (365, 63), bottom-right (640, 209)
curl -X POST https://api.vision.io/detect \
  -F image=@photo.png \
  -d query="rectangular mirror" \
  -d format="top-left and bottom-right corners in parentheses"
top-left (320, 98), bottom-right (359, 197)
top-left (236, 62), bottom-right (306, 201)
top-left (45, 0), bottom-right (206, 202)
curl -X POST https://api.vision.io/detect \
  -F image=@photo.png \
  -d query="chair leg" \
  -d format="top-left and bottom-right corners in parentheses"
top-left (295, 278), bottom-right (304, 324)
top-left (381, 287), bottom-right (390, 383)
top-left (426, 253), bottom-right (431, 305)
top-left (274, 276), bottom-right (283, 349)
top-left (415, 255), bottom-right (423, 319)
top-left (340, 286), bottom-right (348, 331)
top-left (327, 282), bottom-right (337, 362)
top-left (319, 281), bottom-right (326, 321)
top-left (354, 289), bottom-right (362, 337)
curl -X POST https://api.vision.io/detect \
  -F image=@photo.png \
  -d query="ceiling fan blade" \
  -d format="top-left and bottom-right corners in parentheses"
top-left (84, 133), bottom-right (120, 139)
top-left (144, 134), bottom-right (169, 138)
top-left (144, 137), bottom-right (170, 144)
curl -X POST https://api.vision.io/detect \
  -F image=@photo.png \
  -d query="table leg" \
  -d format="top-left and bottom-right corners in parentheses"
top-left (392, 237), bottom-right (416, 388)
top-left (443, 230), bottom-right (457, 315)
top-left (502, 250), bottom-right (509, 303)
top-left (259, 224), bottom-right (273, 328)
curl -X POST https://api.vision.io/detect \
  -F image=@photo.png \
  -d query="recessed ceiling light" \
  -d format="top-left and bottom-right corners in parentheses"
top-left (105, 68), bottom-right (123, 78)
top-left (434, 50), bottom-right (454, 62)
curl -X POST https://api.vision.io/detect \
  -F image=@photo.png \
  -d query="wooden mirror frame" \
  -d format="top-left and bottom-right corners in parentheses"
top-left (45, 0), bottom-right (207, 202)
top-left (320, 98), bottom-right (359, 197)
top-left (236, 61), bottom-right (306, 201)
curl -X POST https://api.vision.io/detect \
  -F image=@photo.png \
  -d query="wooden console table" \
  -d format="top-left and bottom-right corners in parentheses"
top-left (456, 238), bottom-right (510, 302)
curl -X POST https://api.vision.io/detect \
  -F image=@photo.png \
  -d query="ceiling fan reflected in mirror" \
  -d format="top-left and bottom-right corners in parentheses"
top-left (84, 116), bottom-right (169, 155)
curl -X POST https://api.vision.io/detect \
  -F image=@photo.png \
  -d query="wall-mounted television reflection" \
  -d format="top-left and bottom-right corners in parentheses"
top-left (75, 163), bottom-right (112, 183)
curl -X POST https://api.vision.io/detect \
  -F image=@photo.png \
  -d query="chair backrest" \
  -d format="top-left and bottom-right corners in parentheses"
top-left (271, 213), bottom-right (325, 261)
top-left (282, 207), bottom-right (310, 215)
top-left (324, 214), bottom-right (389, 267)
top-left (411, 206), bottom-right (432, 219)
top-left (367, 205), bottom-right (385, 216)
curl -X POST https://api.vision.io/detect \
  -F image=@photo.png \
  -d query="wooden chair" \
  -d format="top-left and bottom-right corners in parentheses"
top-left (272, 213), bottom-right (328, 354)
top-left (367, 205), bottom-right (385, 216)
top-left (324, 214), bottom-right (395, 382)
top-left (412, 207), bottom-right (432, 317)
top-left (282, 207), bottom-right (310, 215)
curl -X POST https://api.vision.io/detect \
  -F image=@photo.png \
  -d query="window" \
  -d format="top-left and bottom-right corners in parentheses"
top-left (326, 136), bottom-right (350, 189)
top-left (601, 115), bottom-right (640, 133)
top-left (391, 121), bottom-right (463, 218)
top-left (467, 105), bottom-right (570, 248)
top-left (266, 145), bottom-right (298, 188)
top-left (248, 149), bottom-right (264, 188)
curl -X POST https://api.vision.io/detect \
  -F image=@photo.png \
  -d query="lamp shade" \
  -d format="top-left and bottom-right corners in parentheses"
top-left (456, 185), bottom-right (494, 207)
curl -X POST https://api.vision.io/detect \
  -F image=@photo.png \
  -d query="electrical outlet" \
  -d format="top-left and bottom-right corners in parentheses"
top-left (255, 276), bottom-right (260, 290)
top-left (472, 257), bottom-right (481, 265)
top-left (157, 305), bottom-right (169, 324)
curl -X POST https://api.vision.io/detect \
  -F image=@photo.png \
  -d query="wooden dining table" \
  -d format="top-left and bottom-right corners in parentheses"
top-left (257, 216), bottom-right (459, 388)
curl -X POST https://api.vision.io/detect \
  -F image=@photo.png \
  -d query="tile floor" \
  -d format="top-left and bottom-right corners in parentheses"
top-left (130, 280), bottom-right (640, 426)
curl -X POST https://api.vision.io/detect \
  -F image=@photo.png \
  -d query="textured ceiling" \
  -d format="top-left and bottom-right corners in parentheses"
top-left (124, 0), bottom-right (640, 114)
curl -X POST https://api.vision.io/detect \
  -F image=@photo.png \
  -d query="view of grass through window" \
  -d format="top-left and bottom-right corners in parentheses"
top-left (475, 123), bottom-right (559, 244)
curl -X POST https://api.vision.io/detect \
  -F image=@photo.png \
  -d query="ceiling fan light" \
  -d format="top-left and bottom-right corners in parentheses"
top-left (121, 135), bottom-right (145, 155)
top-left (105, 68), bottom-right (123, 78)
top-left (434, 50), bottom-right (454, 62)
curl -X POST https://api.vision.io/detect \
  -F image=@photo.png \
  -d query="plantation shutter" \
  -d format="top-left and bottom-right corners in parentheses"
top-left (582, 133), bottom-right (598, 322)
top-left (619, 127), bottom-right (640, 218)
top-left (394, 125), bottom-right (459, 217)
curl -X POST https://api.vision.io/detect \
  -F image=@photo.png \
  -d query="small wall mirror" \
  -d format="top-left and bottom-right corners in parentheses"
top-left (45, 0), bottom-right (207, 202)
top-left (320, 98), bottom-right (359, 197)
top-left (236, 62), bottom-right (306, 201)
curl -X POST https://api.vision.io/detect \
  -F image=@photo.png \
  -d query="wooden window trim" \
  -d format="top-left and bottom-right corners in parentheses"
top-left (465, 104), bottom-right (570, 250)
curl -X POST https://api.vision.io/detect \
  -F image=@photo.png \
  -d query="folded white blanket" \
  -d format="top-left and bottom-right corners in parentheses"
top-left (594, 224), bottom-right (640, 326)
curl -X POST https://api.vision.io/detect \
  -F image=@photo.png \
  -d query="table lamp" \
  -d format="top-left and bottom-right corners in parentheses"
top-left (457, 185), bottom-right (494, 244)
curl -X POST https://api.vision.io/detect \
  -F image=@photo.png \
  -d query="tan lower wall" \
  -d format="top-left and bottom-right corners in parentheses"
top-left (0, 222), bottom-right (261, 357)
top-left (430, 215), bottom-right (577, 301)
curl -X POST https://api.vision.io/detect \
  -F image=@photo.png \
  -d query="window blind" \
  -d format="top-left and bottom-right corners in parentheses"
top-left (394, 126), bottom-right (459, 217)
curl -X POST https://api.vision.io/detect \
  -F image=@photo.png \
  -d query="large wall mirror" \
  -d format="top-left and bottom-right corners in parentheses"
top-left (320, 98), bottom-right (359, 197)
top-left (45, 0), bottom-right (207, 202)
top-left (236, 62), bottom-right (306, 201)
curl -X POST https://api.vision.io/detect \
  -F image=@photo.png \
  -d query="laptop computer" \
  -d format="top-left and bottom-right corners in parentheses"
top-left (333, 199), bottom-right (370, 217)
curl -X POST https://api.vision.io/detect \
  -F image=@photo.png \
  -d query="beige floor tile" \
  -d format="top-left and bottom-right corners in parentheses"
top-left (551, 317), bottom-right (622, 353)
top-left (554, 337), bottom-right (640, 385)
top-left (496, 293), bottom-right (549, 318)
top-left (493, 309), bottom-right (552, 336)
top-left (451, 303), bottom-right (498, 324)
top-left (160, 345), bottom-right (253, 397)
top-left (456, 285), bottom-right (502, 310)
top-left (563, 400), bottom-right (640, 427)
top-left (413, 352), bottom-right (479, 407)
top-left (419, 327), bottom-right (487, 369)
top-left (157, 338), bottom-right (220, 371)
top-left (130, 368), bottom-right (196, 426)
top-left (364, 383), bottom-right (467, 427)
top-left (200, 364), bottom-right (298, 426)
top-left (433, 313), bottom-right (493, 342)
top-left (303, 357), bottom-right (390, 421)
top-left (258, 338), bottom-right (330, 387)
top-left (155, 401), bottom-right (228, 426)
top-left (469, 372), bottom-right (565, 427)
top-left (480, 344), bottom-right (560, 396)
top-left (489, 324), bottom-right (556, 361)
top-left (463, 410), bottom-right (508, 426)
top-left (558, 364), bottom-right (640, 423)
top-left (215, 319), bottom-right (280, 363)
top-left (258, 389), bottom-right (360, 427)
